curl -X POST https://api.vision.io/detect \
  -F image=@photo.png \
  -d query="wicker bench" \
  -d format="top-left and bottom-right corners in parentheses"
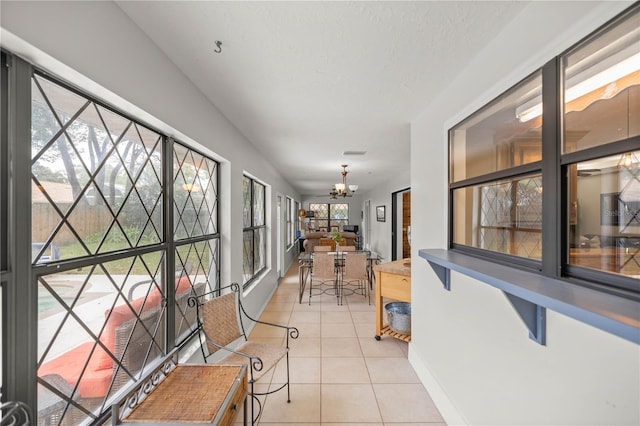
top-left (111, 349), bottom-right (248, 425)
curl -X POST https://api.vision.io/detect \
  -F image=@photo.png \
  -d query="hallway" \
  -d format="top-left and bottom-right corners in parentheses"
top-left (244, 260), bottom-right (446, 425)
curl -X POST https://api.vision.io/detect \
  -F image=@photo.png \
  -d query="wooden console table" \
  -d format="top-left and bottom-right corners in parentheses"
top-left (117, 363), bottom-right (247, 425)
top-left (374, 258), bottom-right (411, 342)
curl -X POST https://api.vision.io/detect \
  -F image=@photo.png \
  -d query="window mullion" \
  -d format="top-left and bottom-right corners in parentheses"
top-left (541, 57), bottom-right (562, 277)
top-left (165, 136), bottom-right (175, 352)
top-left (4, 53), bottom-right (37, 413)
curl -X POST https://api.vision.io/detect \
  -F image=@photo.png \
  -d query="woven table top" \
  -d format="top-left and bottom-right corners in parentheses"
top-left (124, 364), bottom-right (244, 423)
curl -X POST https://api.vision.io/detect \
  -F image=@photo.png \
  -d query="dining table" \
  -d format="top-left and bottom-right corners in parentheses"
top-left (297, 249), bottom-right (382, 303)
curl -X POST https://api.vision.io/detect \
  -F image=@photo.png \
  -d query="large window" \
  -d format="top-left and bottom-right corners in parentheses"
top-left (242, 176), bottom-right (266, 286)
top-left (3, 58), bottom-right (220, 425)
top-left (449, 5), bottom-right (639, 295)
top-left (308, 203), bottom-right (349, 232)
top-left (450, 71), bottom-right (543, 265)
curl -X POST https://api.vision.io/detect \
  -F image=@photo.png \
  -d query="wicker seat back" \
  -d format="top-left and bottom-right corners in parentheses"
top-left (201, 292), bottom-right (243, 354)
top-left (312, 253), bottom-right (336, 281)
top-left (343, 253), bottom-right (368, 280)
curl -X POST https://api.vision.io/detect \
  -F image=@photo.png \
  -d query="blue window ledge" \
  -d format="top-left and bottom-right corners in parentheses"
top-left (419, 249), bottom-right (640, 345)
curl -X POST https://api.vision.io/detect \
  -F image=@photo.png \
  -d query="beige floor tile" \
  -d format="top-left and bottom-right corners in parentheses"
top-left (269, 294), bottom-right (297, 304)
top-left (347, 298), bottom-right (375, 311)
top-left (350, 311), bottom-right (376, 324)
top-left (321, 311), bottom-right (353, 324)
top-left (322, 424), bottom-right (382, 426)
top-left (354, 322), bottom-right (377, 339)
top-left (260, 424), bottom-right (320, 426)
top-left (290, 310), bottom-right (321, 324)
top-left (292, 322), bottom-right (321, 338)
top-left (320, 300), bottom-right (349, 311)
top-left (321, 384), bottom-right (382, 423)
top-left (272, 356), bottom-right (321, 384)
top-left (259, 310), bottom-right (292, 324)
top-left (321, 338), bottom-right (363, 357)
top-left (365, 357), bottom-right (420, 383)
top-left (321, 358), bottom-right (370, 384)
top-left (373, 384), bottom-right (444, 423)
top-left (289, 337), bottom-right (321, 357)
top-left (359, 337), bottom-right (405, 358)
top-left (321, 322), bottom-right (357, 338)
top-left (396, 340), bottom-right (409, 357)
top-left (383, 424), bottom-right (447, 426)
top-left (293, 298), bottom-right (322, 311)
top-left (258, 383), bottom-right (321, 423)
top-left (263, 301), bottom-right (294, 312)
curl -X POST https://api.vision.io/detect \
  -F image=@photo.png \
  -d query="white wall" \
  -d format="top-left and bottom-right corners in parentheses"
top-left (0, 1), bottom-right (300, 315)
top-left (357, 167), bottom-right (410, 261)
top-left (410, 1), bottom-right (639, 425)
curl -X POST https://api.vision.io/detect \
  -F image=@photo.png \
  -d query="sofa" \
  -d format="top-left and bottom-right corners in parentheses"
top-left (303, 231), bottom-right (356, 251)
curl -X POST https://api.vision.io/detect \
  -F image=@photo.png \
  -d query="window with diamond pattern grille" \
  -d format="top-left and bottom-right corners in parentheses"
top-left (243, 176), bottom-right (266, 286)
top-left (28, 73), bottom-right (220, 426)
top-left (308, 203), bottom-right (349, 231)
top-left (449, 5), bottom-right (639, 295)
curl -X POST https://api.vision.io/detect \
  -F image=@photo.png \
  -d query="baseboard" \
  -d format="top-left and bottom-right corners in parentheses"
top-left (408, 347), bottom-right (468, 426)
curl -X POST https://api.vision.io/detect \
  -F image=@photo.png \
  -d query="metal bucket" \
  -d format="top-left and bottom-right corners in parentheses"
top-left (385, 302), bottom-right (411, 335)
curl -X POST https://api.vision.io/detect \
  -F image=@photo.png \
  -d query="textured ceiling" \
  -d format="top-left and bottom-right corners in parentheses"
top-left (117, 1), bottom-right (528, 195)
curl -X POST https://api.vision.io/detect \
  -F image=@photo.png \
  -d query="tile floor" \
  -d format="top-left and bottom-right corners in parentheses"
top-left (236, 261), bottom-right (446, 425)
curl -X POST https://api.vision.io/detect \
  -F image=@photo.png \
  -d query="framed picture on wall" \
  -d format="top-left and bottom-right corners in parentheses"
top-left (376, 205), bottom-right (386, 222)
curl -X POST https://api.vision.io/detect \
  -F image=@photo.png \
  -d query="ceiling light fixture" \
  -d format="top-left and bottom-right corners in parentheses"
top-left (329, 165), bottom-right (357, 198)
top-left (619, 152), bottom-right (637, 168)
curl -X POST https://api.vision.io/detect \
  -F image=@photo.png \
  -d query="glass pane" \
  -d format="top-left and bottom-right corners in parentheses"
top-left (563, 9), bottom-right (640, 154)
top-left (330, 203), bottom-right (349, 231)
top-left (31, 75), bottom-right (163, 264)
top-left (242, 230), bottom-right (254, 284)
top-left (174, 239), bottom-right (219, 342)
top-left (253, 181), bottom-right (265, 226)
top-left (309, 203), bottom-right (328, 219)
top-left (37, 252), bottom-right (165, 425)
top-left (569, 151), bottom-right (640, 280)
top-left (174, 144), bottom-right (218, 240)
top-left (242, 176), bottom-right (251, 228)
top-left (286, 197), bottom-right (292, 244)
top-left (254, 227), bottom-right (266, 272)
top-left (453, 174), bottom-right (542, 259)
top-left (450, 71), bottom-right (543, 183)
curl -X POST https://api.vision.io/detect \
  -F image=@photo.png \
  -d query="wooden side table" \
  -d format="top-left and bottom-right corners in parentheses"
top-left (121, 364), bottom-right (247, 425)
top-left (374, 258), bottom-right (411, 342)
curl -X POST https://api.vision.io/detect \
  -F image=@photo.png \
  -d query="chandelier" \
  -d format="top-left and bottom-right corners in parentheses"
top-left (329, 164), bottom-right (358, 198)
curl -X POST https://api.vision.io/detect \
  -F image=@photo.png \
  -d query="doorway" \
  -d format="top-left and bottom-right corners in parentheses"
top-left (391, 188), bottom-right (411, 261)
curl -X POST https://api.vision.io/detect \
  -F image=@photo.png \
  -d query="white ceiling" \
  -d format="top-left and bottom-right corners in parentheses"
top-left (116, 1), bottom-right (528, 196)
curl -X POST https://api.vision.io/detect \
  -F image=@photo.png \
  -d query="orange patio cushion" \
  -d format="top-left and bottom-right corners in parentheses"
top-left (39, 278), bottom-right (193, 398)
top-left (38, 341), bottom-right (113, 398)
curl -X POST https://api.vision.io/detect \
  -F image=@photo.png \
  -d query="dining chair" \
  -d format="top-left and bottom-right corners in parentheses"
top-left (313, 245), bottom-right (331, 252)
top-left (309, 252), bottom-right (338, 304)
top-left (339, 245), bottom-right (356, 251)
top-left (340, 252), bottom-right (370, 305)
